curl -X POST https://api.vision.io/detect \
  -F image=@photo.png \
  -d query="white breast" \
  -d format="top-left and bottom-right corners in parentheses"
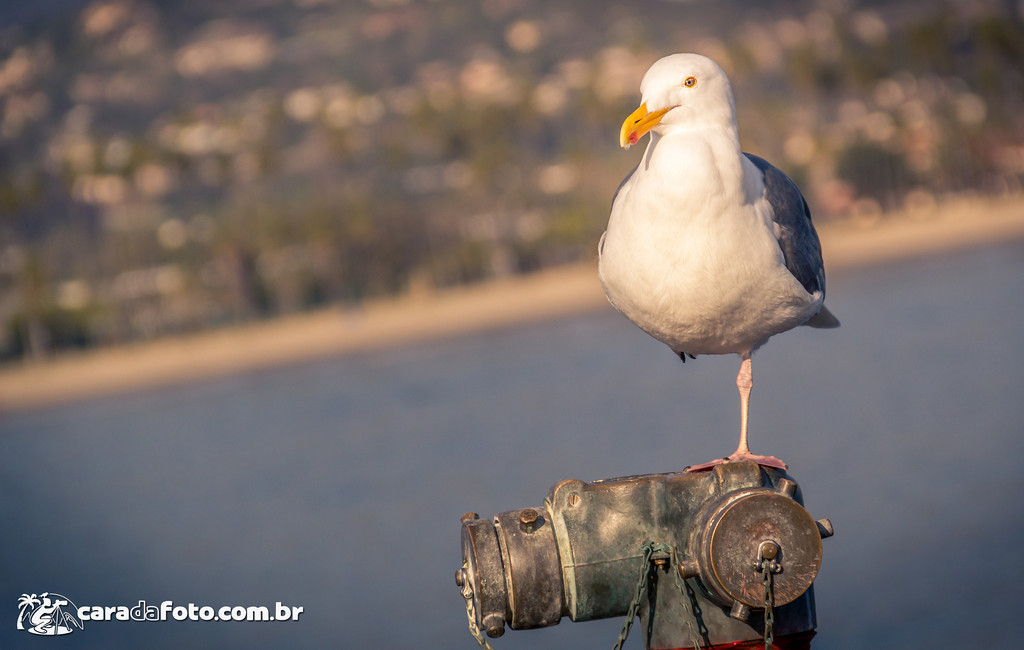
top-left (599, 135), bottom-right (822, 355)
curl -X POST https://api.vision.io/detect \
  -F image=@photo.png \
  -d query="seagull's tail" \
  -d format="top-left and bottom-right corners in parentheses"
top-left (805, 305), bottom-right (840, 328)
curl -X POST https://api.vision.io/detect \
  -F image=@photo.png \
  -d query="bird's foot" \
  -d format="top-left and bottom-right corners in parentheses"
top-left (685, 452), bottom-right (788, 473)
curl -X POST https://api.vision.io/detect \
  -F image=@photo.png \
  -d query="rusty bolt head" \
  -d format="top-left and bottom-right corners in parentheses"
top-left (455, 569), bottom-right (465, 587)
top-left (518, 508), bottom-right (540, 532)
top-left (460, 512), bottom-right (479, 523)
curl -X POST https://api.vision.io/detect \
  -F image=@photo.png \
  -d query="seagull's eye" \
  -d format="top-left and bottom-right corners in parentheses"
top-left (683, 76), bottom-right (697, 88)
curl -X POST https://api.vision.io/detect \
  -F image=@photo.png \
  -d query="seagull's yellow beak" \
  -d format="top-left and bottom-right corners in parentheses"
top-left (619, 103), bottom-right (670, 149)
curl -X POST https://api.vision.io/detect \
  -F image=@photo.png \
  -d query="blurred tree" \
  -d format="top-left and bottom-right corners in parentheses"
top-left (836, 142), bottom-right (913, 208)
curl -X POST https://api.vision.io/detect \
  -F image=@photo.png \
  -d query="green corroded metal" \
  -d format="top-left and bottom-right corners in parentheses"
top-left (457, 461), bottom-right (832, 649)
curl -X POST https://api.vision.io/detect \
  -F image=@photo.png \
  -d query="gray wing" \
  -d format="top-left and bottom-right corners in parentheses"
top-left (744, 153), bottom-right (825, 297)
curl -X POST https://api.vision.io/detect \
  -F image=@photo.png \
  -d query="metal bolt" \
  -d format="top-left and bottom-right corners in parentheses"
top-left (568, 493), bottom-right (581, 507)
top-left (816, 518), bottom-right (835, 539)
top-left (519, 507), bottom-right (540, 532)
top-left (776, 478), bottom-right (797, 498)
top-left (678, 559), bottom-right (699, 579)
top-left (758, 540), bottom-right (779, 561)
top-left (729, 601), bottom-right (751, 621)
top-left (482, 614), bottom-right (505, 638)
top-left (461, 512), bottom-right (479, 523)
top-left (455, 569), bottom-right (465, 587)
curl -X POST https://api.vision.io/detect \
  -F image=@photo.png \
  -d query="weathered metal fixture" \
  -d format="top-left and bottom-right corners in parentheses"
top-left (456, 462), bottom-right (833, 649)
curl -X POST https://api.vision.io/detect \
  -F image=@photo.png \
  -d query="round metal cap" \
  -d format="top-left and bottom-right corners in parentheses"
top-left (700, 490), bottom-right (822, 608)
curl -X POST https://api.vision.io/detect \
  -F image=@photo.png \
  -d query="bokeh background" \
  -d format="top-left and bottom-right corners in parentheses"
top-left (2, 0), bottom-right (1023, 353)
top-left (2, 0), bottom-right (1024, 648)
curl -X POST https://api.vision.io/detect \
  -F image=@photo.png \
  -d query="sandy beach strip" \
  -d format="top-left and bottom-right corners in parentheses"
top-left (2, 195), bottom-right (1023, 412)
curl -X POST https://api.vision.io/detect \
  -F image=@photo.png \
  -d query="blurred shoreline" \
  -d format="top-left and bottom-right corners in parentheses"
top-left (2, 195), bottom-right (1023, 413)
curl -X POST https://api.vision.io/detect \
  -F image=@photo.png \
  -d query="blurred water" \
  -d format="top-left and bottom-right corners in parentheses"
top-left (2, 240), bottom-right (1023, 649)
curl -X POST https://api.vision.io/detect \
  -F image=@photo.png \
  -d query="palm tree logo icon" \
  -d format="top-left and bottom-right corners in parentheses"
top-left (17, 593), bottom-right (84, 636)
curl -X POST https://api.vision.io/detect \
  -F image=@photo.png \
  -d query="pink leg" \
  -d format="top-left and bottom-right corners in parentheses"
top-left (736, 356), bottom-right (753, 455)
top-left (686, 356), bottom-right (787, 472)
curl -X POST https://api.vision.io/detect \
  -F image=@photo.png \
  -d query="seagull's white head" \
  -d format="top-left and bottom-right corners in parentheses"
top-left (620, 53), bottom-right (737, 148)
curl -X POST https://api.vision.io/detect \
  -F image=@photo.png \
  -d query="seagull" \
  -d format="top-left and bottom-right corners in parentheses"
top-left (598, 53), bottom-right (839, 472)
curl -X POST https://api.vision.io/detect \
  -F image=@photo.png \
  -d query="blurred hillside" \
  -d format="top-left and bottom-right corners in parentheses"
top-left (1, 0), bottom-right (1022, 360)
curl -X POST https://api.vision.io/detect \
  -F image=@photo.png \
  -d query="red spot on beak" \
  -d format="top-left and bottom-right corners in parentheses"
top-left (628, 132), bottom-right (639, 145)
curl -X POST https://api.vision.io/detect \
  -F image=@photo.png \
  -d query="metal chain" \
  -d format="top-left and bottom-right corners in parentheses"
top-left (667, 546), bottom-right (706, 650)
top-left (682, 578), bottom-right (710, 644)
top-left (461, 579), bottom-right (497, 650)
top-left (760, 558), bottom-right (775, 650)
top-left (613, 542), bottom-right (705, 650)
top-left (613, 541), bottom-right (662, 650)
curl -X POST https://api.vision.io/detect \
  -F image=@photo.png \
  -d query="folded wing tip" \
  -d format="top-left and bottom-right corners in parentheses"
top-left (805, 305), bottom-right (840, 329)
